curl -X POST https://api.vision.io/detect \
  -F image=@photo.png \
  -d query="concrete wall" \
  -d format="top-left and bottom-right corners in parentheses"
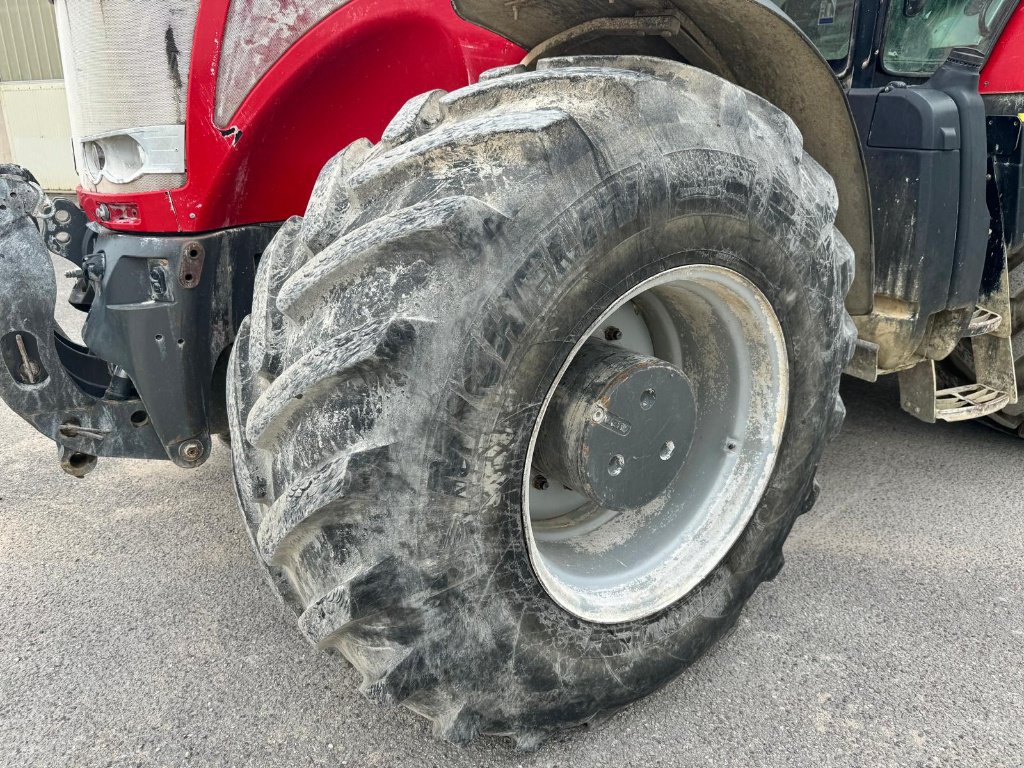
top-left (0, 96), bottom-right (12, 164)
top-left (0, 81), bottom-right (76, 191)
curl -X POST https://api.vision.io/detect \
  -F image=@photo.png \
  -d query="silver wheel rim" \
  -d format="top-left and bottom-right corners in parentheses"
top-left (522, 265), bottom-right (789, 623)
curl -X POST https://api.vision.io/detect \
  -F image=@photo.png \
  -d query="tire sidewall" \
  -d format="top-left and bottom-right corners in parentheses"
top-left (416, 155), bottom-right (842, 720)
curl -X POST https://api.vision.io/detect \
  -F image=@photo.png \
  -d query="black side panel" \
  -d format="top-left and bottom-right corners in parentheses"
top-left (926, 48), bottom-right (989, 309)
top-left (848, 84), bottom-right (961, 320)
top-left (847, 46), bottom-right (992, 367)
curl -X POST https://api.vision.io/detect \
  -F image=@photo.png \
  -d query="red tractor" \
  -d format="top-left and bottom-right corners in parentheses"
top-left (1, 0), bottom-right (1021, 747)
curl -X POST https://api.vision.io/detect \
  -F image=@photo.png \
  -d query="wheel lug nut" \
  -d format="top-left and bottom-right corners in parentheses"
top-left (533, 474), bottom-right (550, 491)
top-left (604, 326), bottom-right (623, 341)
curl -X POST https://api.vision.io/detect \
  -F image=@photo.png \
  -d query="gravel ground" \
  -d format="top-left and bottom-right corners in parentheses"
top-left (1, 363), bottom-right (1022, 766)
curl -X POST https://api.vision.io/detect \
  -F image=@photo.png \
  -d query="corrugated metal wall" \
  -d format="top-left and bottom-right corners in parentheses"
top-left (0, 0), bottom-right (64, 82)
top-left (0, 0), bottom-right (75, 189)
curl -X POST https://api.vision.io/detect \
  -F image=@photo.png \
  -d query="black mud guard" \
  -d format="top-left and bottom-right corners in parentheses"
top-left (453, 0), bottom-right (875, 315)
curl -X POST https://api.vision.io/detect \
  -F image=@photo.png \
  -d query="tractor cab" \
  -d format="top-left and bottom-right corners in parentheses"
top-left (779, 0), bottom-right (1024, 424)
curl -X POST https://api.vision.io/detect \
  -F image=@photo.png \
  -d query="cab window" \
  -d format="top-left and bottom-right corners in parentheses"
top-left (882, 0), bottom-right (1017, 76)
top-left (773, 0), bottom-right (859, 68)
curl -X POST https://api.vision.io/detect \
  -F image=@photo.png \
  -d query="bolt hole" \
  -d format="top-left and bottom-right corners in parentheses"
top-left (130, 410), bottom-right (149, 427)
top-left (68, 452), bottom-right (90, 469)
top-left (176, 338), bottom-right (184, 346)
top-left (726, 440), bottom-right (738, 452)
top-left (660, 440), bottom-right (675, 460)
top-left (608, 454), bottom-right (625, 476)
top-left (184, 273), bottom-right (194, 282)
top-left (155, 334), bottom-right (163, 342)
top-left (640, 389), bottom-right (656, 410)
top-left (188, 248), bottom-right (199, 258)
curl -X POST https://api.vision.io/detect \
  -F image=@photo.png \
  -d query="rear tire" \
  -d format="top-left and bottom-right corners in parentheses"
top-left (228, 56), bottom-right (855, 745)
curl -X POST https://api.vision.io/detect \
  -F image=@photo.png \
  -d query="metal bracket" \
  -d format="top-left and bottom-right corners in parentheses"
top-left (178, 240), bottom-right (205, 289)
top-left (42, 196), bottom-right (92, 265)
top-left (845, 337), bottom-right (881, 381)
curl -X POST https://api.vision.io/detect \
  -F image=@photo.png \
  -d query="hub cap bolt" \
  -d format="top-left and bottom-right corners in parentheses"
top-left (604, 326), bottom-right (623, 341)
top-left (640, 388), bottom-right (656, 410)
top-left (179, 439), bottom-right (205, 463)
top-left (608, 454), bottom-right (625, 476)
top-left (533, 474), bottom-right (550, 491)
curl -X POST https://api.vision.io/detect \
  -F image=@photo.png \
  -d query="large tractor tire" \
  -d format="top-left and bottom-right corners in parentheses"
top-left (940, 250), bottom-right (1024, 436)
top-left (228, 56), bottom-right (855, 746)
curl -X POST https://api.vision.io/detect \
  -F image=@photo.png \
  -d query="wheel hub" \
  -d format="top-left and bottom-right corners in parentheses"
top-left (523, 265), bottom-right (789, 624)
top-left (533, 339), bottom-right (695, 511)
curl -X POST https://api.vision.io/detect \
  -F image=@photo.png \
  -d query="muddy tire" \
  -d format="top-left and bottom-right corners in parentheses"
top-left (940, 250), bottom-right (1024, 435)
top-left (228, 56), bottom-right (855, 745)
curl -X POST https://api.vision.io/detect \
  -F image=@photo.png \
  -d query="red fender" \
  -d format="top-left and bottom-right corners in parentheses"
top-left (77, 0), bottom-right (524, 233)
top-left (981, 2), bottom-right (1024, 95)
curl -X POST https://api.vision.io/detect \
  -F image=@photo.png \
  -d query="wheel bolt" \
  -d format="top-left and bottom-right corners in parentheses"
top-left (604, 326), bottom-right (623, 341)
top-left (640, 388), bottom-right (656, 410)
top-left (533, 474), bottom-right (550, 491)
top-left (178, 439), bottom-right (205, 463)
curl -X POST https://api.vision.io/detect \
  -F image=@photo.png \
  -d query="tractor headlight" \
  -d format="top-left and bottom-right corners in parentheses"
top-left (80, 127), bottom-right (186, 186)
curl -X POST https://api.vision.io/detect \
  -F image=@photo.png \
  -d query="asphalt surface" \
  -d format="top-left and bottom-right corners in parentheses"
top-left (2, 352), bottom-right (1022, 765)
